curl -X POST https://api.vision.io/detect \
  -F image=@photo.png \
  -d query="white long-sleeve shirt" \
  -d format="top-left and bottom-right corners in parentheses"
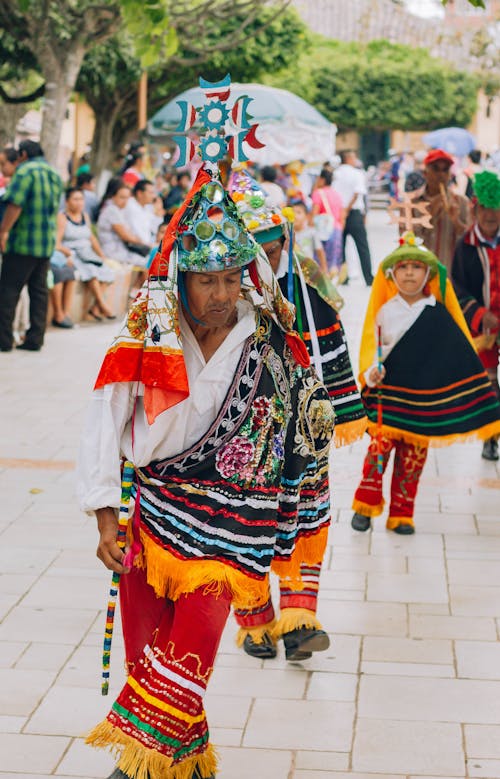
top-left (77, 300), bottom-right (256, 512)
top-left (364, 294), bottom-right (436, 387)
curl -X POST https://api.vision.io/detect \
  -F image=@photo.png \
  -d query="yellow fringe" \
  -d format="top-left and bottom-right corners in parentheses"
top-left (367, 420), bottom-right (500, 449)
top-left (352, 497), bottom-right (385, 518)
top-left (138, 531), bottom-right (270, 612)
top-left (235, 620), bottom-right (277, 647)
top-left (334, 416), bottom-right (368, 448)
top-left (86, 720), bottom-right (218, 779)
top-left (271, 526), bottom-right (329, 583)
top-left (386, 515), bottom-right (415, 530)
top-left (272, 607), bottom-right (322, 640)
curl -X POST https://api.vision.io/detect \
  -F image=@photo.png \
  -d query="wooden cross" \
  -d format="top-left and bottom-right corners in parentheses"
top-left (387, 191), bottom-right (433, 232)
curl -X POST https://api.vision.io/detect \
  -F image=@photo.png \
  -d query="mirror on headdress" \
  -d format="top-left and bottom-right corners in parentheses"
top-left (203, 181), bottom-right (225, 204)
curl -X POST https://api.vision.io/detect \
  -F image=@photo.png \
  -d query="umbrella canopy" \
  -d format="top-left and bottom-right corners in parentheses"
top-left (422, 127), bottom-right (476, 158)
top-left (148, 82), bottom-right (336, 165)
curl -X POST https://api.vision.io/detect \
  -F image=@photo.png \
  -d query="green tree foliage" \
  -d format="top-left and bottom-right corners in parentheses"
top-left (77, 4), bottom-right (306, 173)
top-left (267, 38), bottom-right (478, 133)
top-left (442, 0), bottom-right (485, 7)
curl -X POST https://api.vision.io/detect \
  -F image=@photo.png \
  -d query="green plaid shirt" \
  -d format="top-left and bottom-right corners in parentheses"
top-left (5, 157), bottom-right (63, 258)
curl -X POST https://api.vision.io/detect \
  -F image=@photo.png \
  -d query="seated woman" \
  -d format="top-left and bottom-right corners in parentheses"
top-left (97, 182), bottom-right (149, 269)
top-left (56, 187), bottom-right (116, 320)
top-left (49, 252), bottom-right (77, 328)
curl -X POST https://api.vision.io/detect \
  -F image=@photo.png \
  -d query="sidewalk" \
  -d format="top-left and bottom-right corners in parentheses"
top-left (1, 212), bottom-right (500, 779)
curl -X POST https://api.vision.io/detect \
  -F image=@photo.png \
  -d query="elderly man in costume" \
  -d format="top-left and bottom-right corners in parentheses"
top-left (228, 167), bottom-right (366, 659)
top-left (77, 76), bottom-right (334, 779)
top-left (452, 170), bottom-right (500, 461)
top-left (351, 231), bottom-right (500, 535)
top-left (412, 148), bottom-right (470, 273)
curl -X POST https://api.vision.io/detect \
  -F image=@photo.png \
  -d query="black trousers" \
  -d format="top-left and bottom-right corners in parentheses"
top-left (0, 252), bottom-right (49, 350)
top-left (343, 209), bottom-right (374, 285)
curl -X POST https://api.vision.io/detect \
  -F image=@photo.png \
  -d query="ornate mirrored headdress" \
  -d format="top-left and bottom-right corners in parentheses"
top-left (173, 75), bottom-right (265, 273)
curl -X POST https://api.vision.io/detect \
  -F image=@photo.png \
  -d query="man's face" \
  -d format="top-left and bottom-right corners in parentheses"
top-left (184, 267), bottom-right (242, 327)
top-left (136, 184), bottom-right (155, 206)
top-left (477, 205), bottom-right (500, 239)
top-left (261, 238), bottom-right (283, 273)
top-left (424, 162), bottom-right (451, 193)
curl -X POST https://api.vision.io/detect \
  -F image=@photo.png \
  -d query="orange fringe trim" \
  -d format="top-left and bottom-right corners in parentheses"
top-left (352, 497), bottom-right (385, 519)
top-left (386, 515), bottom-right (415, 530)
top-left (367, 420), bottom-right (500, 449)
top-left (86, 720), bottom-right (217, 779)
top-left (271, 526), bottom-right (329, 584)
top-left (235, 620), bottom-right (277, 647)
top-left (334, 416), bottom-right (367, 448)
top-left (272, 607), bottom-right (322, 640)
top-left (138, 531), bottom-right (270, 612)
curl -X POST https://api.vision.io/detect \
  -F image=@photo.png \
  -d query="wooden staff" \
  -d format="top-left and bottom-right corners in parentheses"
top-left (439, 182), bottom-right (449, 213)
top-left (377, 325), bottom-right (384, 474)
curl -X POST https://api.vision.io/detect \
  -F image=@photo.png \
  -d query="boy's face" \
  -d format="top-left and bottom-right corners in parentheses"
top-left (292, 205), bottom-right (307, 228)
top-left (393, 261), bottom-right (428, 295)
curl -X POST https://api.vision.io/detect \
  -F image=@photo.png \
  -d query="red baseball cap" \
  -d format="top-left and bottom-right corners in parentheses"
top-left (424, 149), bottom-right (454, 167)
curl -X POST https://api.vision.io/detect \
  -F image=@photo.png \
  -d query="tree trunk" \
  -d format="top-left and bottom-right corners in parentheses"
top-left (0, 103), bottom-right (27, 147)
top-left (38, 45), bottom-right (86, 167)
top-left (89, 101), bottom-right (125, 180)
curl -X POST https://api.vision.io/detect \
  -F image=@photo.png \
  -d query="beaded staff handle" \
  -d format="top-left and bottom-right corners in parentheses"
top-left (376, 326), bottom-right (384, 475)
top-left (101, 460), bottom-right (134, 695)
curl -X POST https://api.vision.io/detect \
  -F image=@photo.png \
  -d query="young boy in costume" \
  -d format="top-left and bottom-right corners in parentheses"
top-left (228, 168), bottom-right (366, 659)
top-left (452, 170), bottom-right (500, 461)
top-left (351, 231), bottom-right (500, 535)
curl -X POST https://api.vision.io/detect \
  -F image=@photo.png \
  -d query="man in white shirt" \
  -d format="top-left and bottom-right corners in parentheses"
top-left (124, 179), bottom-right (156, 246)
top-left (334, 149), bottom-right (374, 286)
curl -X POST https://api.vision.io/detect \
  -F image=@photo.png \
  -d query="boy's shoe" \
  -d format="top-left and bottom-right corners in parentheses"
top-left (243, 631), bottom-right (277, 659)
top-left (393, 523), bottom-right (415, 535)
top-left (283, 627), bottom-right (330, 661)
top-left (351, 512), bottom-right (371, 532)
top-left (482, 438), bottom-right (499, 461)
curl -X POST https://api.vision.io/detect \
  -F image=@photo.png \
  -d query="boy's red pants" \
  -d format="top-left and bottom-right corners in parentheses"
top-left (353, 434), bottom-right (428, 529)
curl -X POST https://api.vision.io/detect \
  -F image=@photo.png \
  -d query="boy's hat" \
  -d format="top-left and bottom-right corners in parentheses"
top-left (424, 149), bottom-right (454, 167)
top-left (381, 231), bottom-right (440, 276)
top-left (473, 170), bottom-right (500, 209)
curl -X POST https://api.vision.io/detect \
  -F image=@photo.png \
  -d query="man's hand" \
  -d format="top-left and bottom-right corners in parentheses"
top-left (0, 230), bottom-right (9, 253)
top-left (369, 365), bottom-right (386, 385)
top-left (483, 310), bottom-right (500, 333)
top-left (95, 507), bottom-right (130, 574)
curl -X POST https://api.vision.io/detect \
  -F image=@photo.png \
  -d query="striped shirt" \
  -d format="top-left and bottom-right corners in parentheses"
top-left (4, 157), bottom-right (63, 258)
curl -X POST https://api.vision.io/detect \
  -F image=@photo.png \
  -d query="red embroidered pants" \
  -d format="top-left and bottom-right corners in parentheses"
top-left (92, 567), bottom-right (231, 779)
top-left (234, 563), bottom-right (322, 639)
top-left (353, 434), bottom-right (428, 529)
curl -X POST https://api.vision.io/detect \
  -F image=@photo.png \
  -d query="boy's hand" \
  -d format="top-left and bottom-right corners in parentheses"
top-left (369, 366), bottom-right (386, 385)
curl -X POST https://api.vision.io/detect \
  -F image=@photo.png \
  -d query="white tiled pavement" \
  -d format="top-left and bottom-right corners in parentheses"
top-left (1, 212), bottom-right (500, 779)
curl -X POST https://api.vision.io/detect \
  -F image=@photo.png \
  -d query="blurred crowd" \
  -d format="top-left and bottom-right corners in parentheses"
top-left (0, 137), bottom-right (496, 353)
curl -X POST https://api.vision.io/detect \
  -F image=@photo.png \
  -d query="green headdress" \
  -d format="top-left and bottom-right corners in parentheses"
top-left (381, 231), bottom-right (447, 299)
top-left (473, 170), bottom-right (500, 209)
